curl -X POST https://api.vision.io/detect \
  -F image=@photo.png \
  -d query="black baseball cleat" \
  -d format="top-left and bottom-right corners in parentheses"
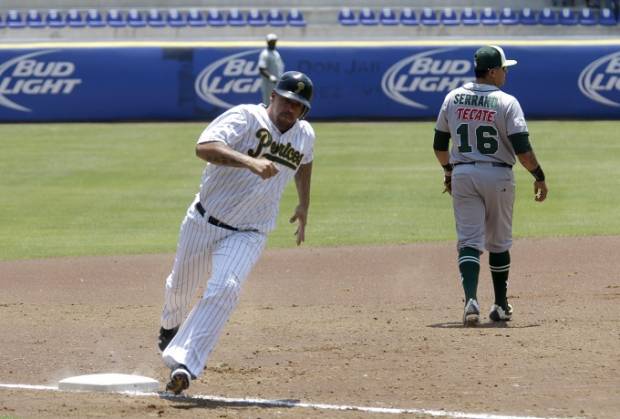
top-left (158, 326), bottom-right (178, 352)
top-left (489, 303), bottom-right (513, 322)
top-left (166, 366), bottom-right (192, 395)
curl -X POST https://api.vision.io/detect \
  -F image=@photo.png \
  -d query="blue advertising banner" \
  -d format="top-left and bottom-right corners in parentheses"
top-left (0, 42), bottom-right (619, 121)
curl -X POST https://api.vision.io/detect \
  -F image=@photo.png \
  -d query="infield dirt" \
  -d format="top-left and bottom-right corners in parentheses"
top-left (1, 236), bottom-right (618, 418)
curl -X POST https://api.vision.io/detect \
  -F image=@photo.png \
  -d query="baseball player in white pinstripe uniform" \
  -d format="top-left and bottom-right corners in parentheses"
top-left (158, 71), bottom-right (315, 394)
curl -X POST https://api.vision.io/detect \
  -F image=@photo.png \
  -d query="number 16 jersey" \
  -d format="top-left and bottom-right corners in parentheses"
top-left (435, 81), bottom-right (528, 166)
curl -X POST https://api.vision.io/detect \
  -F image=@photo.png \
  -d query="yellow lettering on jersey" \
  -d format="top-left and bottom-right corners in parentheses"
top-left (248, 128), bottom-right (304, 170)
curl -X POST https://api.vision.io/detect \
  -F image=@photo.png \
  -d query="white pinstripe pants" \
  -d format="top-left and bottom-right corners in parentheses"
top-left (161, 205), bottom-right (266, 378)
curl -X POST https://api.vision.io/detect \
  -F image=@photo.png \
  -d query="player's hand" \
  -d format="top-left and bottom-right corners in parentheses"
top-left (534, 180), bottom-right (547, 202)
top-left (269, 75), bottom-right (278, 83)
top-left (289, 205), bottom-right (307, 246)
top-left (442, 174), bottom-right (452, 195)
top-left (249, 157), bottom-right (279, 179)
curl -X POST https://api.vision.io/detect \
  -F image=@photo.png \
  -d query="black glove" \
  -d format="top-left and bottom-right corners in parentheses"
top-left (443, 174), bottom-right (451, 194)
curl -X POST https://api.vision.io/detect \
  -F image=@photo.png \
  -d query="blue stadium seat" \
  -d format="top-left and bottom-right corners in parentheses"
top-left (207, 9), bottom-right (226, 26)
top-left (227, 9), bottom-right (245, 26)
top-left (146, 9), bottom-right (165, 27)
top-left (86, 9), bottom-right (105, 27)
top-left (248, 9), bottom-right (266, 27)
top-left (480, 8), bottom-right (499, 25)
top-left (559, 8), bottom-right (578, 25)
top-left (6, 10), bottom-right (25, 28)
top-left (462, 7), bottom-right (481, 25)
top-left (127, 9), bottom-right (146, 27)
top-left (359, 8), bottom-right (378, 25)
top-left (539, 8), bottom-right (558, 25)
top-left (167, 9), bottom-right (186, 27)
top-left (500, 7), bottom-right (518, 25)
top-left (440, 8), bottom-right (459, 25)
top-left (578, 7), bottom-right (596, 25)
top-left (380, 8), bottom-right (398, 25)
top-left (599, 8), bottom-right (617, 26)
top-left (26, 9), bottom-right (45, 28)
top-left (187, 9), bottom-right (207, 27)
top-left (0, 14), bottom-right (5, 29)
top-left (338, 8), bottom-right (358, 26)
top-left (519, 8), bottom-right (537, 25)
top-left (400, 8), bottom-right (418, 26)
top-left (46, 9), bottom-right (66, 28)
top-left (66, 9), bottom-right (85, 28)
top-left (421, 8), bottom-right (439, 26)
top-left (6, 10), bottom-right (26, 28)
top-left (287, 9), bottom-right (306, 27)
top-left (107, 9), bottom-right (126, 27)
top-left (267, 9), bottom-right (286, 26)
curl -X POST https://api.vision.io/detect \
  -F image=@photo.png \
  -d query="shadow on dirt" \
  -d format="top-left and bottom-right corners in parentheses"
top-left (427, 322), bottom-right (541, 329)
top-left (160, 393), bottom-right (299, 411)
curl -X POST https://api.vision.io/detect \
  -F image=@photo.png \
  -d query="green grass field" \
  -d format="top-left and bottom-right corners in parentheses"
top-left (1, 121), bottom-right (618, 261)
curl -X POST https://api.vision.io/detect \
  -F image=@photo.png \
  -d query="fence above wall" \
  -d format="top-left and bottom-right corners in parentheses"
top-left (0, 40), bottom-right (619, 121)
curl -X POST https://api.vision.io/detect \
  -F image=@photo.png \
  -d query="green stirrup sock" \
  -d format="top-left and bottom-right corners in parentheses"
top-left (458, 247), bottom-right (480, 302)
top-left (490, 251), bottom-right (511, 309)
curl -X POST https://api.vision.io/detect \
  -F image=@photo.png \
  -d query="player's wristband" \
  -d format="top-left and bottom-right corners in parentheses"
top-left (442, 163), bottom-right (453, 172)
top-left (529, 165), bottom-right (545, 182)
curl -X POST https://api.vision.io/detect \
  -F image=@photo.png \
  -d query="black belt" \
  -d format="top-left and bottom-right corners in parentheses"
top-left (453, 161), bottom-right (512, 168)
top-left (194, 202), bottom-right (242, 232)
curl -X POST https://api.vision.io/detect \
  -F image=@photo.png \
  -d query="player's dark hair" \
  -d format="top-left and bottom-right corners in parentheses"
top-left (475, 68), bottom-right (490, 78)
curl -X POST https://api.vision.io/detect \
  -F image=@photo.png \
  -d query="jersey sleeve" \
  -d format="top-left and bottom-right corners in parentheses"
top-left (435, 95), bottom-right (451, 133)
top-left (300, 122), bottom-right (315, 164)
top-left (197, 107), bottom-right (250, 147)
top-left (505, 96), bottom-right (528, 136)
top-left (258, 50), bottom-right (268, 69)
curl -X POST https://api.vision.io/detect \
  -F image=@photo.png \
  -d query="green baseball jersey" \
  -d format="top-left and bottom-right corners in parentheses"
top-left (435, 82), bottom-right (528, 166)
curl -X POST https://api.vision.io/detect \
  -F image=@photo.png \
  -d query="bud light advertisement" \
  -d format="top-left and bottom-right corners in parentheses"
top-left (0, 43), bottom-right (619, 121)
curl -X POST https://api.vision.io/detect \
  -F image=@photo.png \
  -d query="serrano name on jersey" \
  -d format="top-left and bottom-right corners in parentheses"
top-left (453, 93), bottom-right (499, 109)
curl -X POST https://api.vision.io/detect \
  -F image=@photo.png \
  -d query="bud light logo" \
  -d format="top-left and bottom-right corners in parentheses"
top-left (578, 51), bottom-right (620, 107)
top-left (195, 50), bottom-right (262, 109)
top-left (382, 48), bottom-right (473, 109)
top-left (0, 50), bottom-right (82, 112)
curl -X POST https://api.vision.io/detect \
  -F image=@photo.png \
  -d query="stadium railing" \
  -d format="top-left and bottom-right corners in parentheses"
top-left (0, 6), bottom-right (617, 33)
top-left (333, 6), bottom-right (618, 28)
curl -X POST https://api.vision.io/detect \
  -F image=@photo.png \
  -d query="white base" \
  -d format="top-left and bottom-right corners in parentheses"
top-left (58, 373), bottom-right (159, 393)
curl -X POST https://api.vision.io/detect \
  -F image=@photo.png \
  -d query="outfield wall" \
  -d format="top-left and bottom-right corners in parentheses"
top-left (0, 40), bottom-right (619, 121)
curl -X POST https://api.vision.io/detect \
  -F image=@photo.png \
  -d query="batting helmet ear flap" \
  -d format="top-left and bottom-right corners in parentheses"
top-left (300, 106), bottom-right (310, 120)
top-left (273, 71), bottom-right (313, 118)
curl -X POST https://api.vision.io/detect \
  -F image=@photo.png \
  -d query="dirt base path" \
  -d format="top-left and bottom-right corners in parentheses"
top-left (1, 236), bottom-right (618, 418)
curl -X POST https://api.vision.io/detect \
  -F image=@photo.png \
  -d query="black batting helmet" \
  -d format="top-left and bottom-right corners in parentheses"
top-left (273, 71), bottom-right (313, 117)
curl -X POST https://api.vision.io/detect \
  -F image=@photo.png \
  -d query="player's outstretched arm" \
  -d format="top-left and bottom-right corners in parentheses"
top-left (290, 162), bottom-right (312, 246)
top-left (516, 150), bottom-right (548, 202)
top-left (196, 142), bottom-right (279, 179)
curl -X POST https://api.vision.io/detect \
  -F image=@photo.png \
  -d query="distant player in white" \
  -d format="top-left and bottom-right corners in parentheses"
top-left (258, 33), bottom-right (284, 106)
top-left (158, 71), bottom-right (315, 394)
top-left (433, 45), bottom-right (548, 326)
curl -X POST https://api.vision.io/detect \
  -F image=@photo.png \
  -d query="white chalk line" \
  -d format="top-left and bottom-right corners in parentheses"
top-left (0, 382), bottom-right (577, 419)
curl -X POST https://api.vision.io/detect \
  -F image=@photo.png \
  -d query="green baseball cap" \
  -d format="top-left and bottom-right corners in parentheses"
top-left (474, 45), bottom-right (517, 70)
